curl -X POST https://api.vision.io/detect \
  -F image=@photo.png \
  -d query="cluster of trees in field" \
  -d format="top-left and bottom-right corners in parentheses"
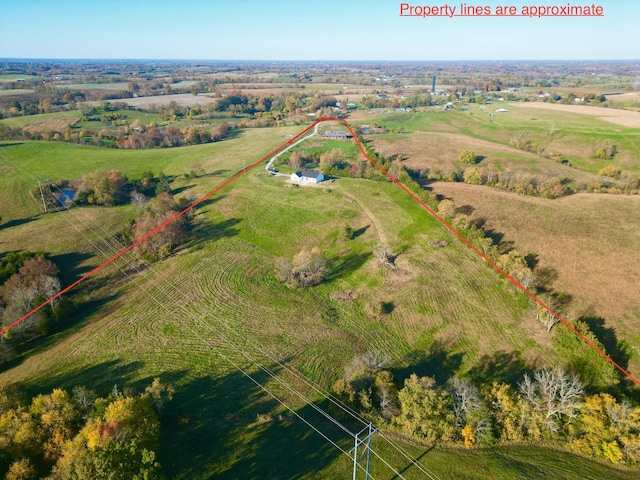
top-left (47, 168), bottom-right (191, 262)
top-left (275, 248), bottom-right (328, 288)
top-left (0, 253), bottom-right (73, 363)
top-left (334, 352), bottom-right (639, 465)
top-left (0, 378), bottom-right (172, 479)
top-left (127, 192), bottom-right (192, 261)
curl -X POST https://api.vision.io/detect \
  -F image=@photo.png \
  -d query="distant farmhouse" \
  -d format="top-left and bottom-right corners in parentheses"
top-left (323, 130), bottom-right (349, 140)
top-left (291, 170), bottom-right (324, 184)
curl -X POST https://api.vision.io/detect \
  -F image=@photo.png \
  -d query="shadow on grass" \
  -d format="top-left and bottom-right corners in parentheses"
top-left (352, 224), bottom-right (370, 239)
top-left (171, 184), bottom-right (196, 196)
top-left (394, 341), bottom-right (464, 384)
top-left (326, 252), bottom-right (372, 283)
top-left (467, 350), bottom-right (528, 386)
top-left (198, 169), bottom-right (230, 179)
top-left (0, 216), bottom-right (39, 231)
top-left (187, 217), bottom-right (242, 249)
top-left (49, 251), bottom-right (94, 285)
top-left (580, 311), bottom-right (631, 374)
top-left (159, 367), bottom-right (346, 479)
top-left (18, 359), bottom-right (147, 398)
top-left (391, 446), bottom-right (434, 480)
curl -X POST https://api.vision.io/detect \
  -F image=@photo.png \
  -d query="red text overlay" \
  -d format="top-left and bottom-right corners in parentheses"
top-left (399, 3), bottom-right (604, 17)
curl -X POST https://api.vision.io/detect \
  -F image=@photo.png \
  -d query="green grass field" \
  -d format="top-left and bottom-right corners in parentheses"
top-left (1, 113), bottom-right (639, 478)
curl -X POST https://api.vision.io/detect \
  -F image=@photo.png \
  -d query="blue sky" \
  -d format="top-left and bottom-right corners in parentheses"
top-left (0, 0), bottom-right (638, 60)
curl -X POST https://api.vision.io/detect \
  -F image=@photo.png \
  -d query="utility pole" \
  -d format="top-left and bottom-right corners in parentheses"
top-left (37, 180), bottom-right (47, 213)
top-left (351, 422), bottom-right (378, 480)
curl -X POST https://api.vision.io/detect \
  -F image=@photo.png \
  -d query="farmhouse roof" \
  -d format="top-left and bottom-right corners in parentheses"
top-left (323, 130), bottom-right (348, 138)
top-left (295, 170), bottom-right (323, 179)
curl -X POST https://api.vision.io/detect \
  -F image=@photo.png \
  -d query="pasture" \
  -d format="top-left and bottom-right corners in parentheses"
top-left (1, 110), bottom-right (639, 478)
top-left (429, 183), bottom-right (640, 369)
top-left (362, 105), bottom-right (640, 178)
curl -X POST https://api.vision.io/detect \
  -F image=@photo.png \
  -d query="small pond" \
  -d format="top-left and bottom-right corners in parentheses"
top-left (57, 189), bottom-right (77, 206)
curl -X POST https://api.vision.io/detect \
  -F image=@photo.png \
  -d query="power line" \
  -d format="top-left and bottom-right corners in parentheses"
top-left (0, 124), bottom-right (448, 478)
top-left (0, 146), bottom-right (406, 479)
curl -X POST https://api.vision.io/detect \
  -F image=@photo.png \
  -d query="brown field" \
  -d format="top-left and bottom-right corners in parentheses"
top-left (509, 102), bottom-right (640, 128)
top-left (429, 181), bottom-right (640, 352)
top-left (23, 118), bottom-right (78, 133)
top-left (0, 89), bottom-right (35, 96)
top-left (85, 93), bottom-right (219, 109)
top-left (371, 131), bottom-right (597, 183)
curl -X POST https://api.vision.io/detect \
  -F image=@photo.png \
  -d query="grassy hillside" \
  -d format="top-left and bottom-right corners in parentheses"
top-left (1, 117), bottom-right (638, 478)
top-left (362, 104), bottom-right (640, 178)
top-left (0, 126), bottom-right (302, 220)
top-left (430, 183), bottom-right (640, 371)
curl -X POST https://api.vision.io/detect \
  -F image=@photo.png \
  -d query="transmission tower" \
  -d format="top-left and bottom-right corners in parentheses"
top-left (351, 422), bottom-right (378, 480)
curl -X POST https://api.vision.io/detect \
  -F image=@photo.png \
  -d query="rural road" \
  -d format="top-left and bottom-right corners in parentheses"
top-left (264, 121), bottom-right (323, 175)
top-left (263, 120), bottom-right (388, 244)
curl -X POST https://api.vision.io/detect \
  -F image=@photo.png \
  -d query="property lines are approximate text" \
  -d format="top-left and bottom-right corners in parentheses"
top-left (4, 117), bottom-right (638, 389)
top-left (399, 3), bottom-right (604, 17)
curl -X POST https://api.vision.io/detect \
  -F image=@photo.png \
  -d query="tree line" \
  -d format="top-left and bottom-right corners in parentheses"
top-left (334, 352), bottom-right (640, 466)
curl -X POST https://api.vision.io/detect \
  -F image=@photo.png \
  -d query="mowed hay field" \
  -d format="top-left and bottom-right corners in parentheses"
top-left (430, 182), bottom-right (640, 366)
top-left (0, 128), bottom-right (584, 477)
top-left (510, 101), bottom-right (640, 129)
top-left (2, 121), bottom-right (639, 478)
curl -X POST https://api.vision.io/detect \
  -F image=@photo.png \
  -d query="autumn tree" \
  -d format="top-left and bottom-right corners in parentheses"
top-left (459, 149), bottom-right (477, 164)
top-left (437, 199), bottom-right (456, 218)
top-left (4, 458), bottom-right (36, 480)
top-left (319, 148), bottom-right (345, 171)
top-left (485, 382), bottom-right (524, 442)
top-left (288, 151), bottom-right (304, 169)
top-left (463, 167), bottom-right (484, 185)
top-left (1, 255), bottom-right (62, 340)
top-left (131, 193), bottom-right (188, 261)
top-left (79, 170), bottom-right (128, 206)
top-left (571, 393), bottom-right (640, 465)
top-left (599, 165), bottom-right (620, 178)
top-left (398, 374), bottom-right (456, 444)
top-left (593, 140), bottom-right (617, 160)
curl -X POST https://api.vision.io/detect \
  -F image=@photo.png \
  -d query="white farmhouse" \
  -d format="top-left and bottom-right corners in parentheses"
top-left (291, 170), bottom-right (324, 184)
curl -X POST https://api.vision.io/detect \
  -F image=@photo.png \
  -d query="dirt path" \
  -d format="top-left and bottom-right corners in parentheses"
top-left (334, 183), bottom-right (387, 244)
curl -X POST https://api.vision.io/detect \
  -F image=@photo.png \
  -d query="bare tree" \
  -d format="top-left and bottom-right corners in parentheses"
top-left (448, 377), bottom-right (482, 429)
top-left (519, 367), bottom-right (584, 432)
top-left (360, 350), bottom-right (390, 370)
top-left (536, 296), bottom-right (560, 332)
top-left (130, 191), bottom-right (149, 212)
top-left (374, 243), bottom-right (397, 270)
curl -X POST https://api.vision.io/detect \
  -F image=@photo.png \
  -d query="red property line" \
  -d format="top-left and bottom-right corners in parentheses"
top-left (0, 122), bottom-right (317, 337)
top-left (328, 117), bottom-right (639, 388)
top-left (4, 118), bottom-right (639, 389)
